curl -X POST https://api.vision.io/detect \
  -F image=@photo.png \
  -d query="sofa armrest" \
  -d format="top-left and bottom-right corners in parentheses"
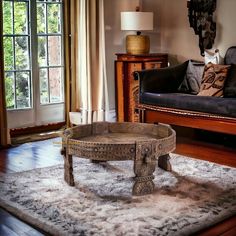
top-left (134, 61), bottom-right (189, 94)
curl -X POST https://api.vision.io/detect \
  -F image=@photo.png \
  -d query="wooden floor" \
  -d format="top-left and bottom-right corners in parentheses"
top-left (0, 136), bottom-right (235, 236)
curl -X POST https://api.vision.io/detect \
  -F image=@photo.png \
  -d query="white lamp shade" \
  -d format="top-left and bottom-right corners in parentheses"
top-left (121, 12), bottom-right (153, 31)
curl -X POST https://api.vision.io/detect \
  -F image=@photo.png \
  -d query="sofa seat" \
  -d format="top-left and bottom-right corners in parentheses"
top-left (140, 92), bottom-right (236, 118)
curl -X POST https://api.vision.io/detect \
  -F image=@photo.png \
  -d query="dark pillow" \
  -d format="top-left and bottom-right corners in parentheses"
top-left (178, 60), bottom-right (205, 94)
top-left (224, 64), bottom-right (236, 97)
top-left (139, 61), bottom-right (188, 93)
top-left (198, 63), bottom-right (231, 97)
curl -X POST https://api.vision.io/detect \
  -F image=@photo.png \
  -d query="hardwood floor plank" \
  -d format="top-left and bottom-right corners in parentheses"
top-left (221, 227), bottom-right (236, 236)
top-left (0, 224), bottom-right (19, 236)
top-left (0, 138), bottom-right (63, 174)
top-left (175, 137), bottom-right (236, 168)
top-left (195, 216), bottom-right (236, 236)
top-left (0, 208), bottom-right (45, 236)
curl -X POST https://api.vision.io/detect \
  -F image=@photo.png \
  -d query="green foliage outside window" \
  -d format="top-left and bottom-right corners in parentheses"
top-left (3, 0), bottom-right (61, 109)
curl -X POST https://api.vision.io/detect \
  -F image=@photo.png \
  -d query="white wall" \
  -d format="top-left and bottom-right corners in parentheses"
top-left (104, 0), bottom-right (139, 110)
top-left (142, 0), bottom-right (236, 64)
top-left (215, 0), bottom-right (236, 58)
top-left (104, 0), bottom-right (236, 111)
top-left (141, 0), bottom-right (206, 63)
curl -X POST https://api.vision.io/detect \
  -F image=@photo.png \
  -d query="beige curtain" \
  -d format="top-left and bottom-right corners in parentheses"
top-left (0, 1), bottom-right (9, 147)
top-left (64, 0), bottom-right (109, 125)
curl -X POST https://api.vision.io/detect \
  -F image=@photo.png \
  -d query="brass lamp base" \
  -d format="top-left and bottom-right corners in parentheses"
top-left (126, 35), bottom-right (150, 55)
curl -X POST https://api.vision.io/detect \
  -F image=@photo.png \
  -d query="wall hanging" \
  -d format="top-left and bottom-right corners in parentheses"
top-left (187, 0), bottom-right (217, 56)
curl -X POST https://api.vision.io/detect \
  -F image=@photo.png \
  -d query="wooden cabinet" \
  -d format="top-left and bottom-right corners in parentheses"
top-left (115, 53), bottom-right (168, 122)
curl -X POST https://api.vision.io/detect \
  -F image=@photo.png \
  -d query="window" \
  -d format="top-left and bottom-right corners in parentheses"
top-left (37, 0), bottom-right (64, 104)
top-left (3, 0), bottom-right (64, 110)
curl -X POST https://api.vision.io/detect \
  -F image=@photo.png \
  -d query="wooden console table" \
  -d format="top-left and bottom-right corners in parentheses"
top-left (115, 53), bottom-right (168, 122)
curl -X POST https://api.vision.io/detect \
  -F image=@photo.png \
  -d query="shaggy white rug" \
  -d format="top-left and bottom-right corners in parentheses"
top-left (0, 154), bottom-right (235, 236)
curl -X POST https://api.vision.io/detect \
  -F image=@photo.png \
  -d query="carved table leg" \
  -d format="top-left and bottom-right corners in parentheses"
top-left (64, 153), bottom-right (75, 186)
top-left (133, 142), bottom-right (156, 196)
top-left (158, 154), bottom-right (172, 171)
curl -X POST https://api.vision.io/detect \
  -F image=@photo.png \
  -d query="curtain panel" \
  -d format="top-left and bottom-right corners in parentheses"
top-left (0, 1), bottom-right (9, 147)
top-left (64, 0), bottom-right (109, 125)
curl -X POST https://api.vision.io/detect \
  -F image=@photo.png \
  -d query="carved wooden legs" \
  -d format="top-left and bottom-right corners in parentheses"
top-left (133, 141), bottom-right (156, 196)
top-left (158, 154), bottom-right (172, 171)
top-left (62, 143), bottom-right (172, 194)
top-left (64, 153), bottom-right (75, 186)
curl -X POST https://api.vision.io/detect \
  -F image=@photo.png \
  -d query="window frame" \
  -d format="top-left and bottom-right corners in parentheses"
top-left (2, 0), bottom-right (64, 111)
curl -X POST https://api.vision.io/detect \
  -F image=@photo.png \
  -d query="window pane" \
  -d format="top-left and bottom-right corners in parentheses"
top-left (16, 72), bottom-right (31, 108)
top-left (15, 36), bottom-right (29, 70)
top-left (39, 69), bottom-right (49, 104)
top-left (38, 36), bottom-right (47, 66)
top-left (48, 4), bottom-right (61, 33)
top-left (3, 37), bottom-right (14, 70)
top-left (49, 67), bottom-right (62, 103)
top-left (38, 1), bottom-right (62, 4)
top-left (48, 36), bottom-right (61, 65)
top-left (14, 2), bottom-right (28, 35)
top-left (5, 72), bottom-right (15, 109)
top-left (3, 1), bottom-right (13, 34)
top-left (37, 3), bottom-right (46, 33)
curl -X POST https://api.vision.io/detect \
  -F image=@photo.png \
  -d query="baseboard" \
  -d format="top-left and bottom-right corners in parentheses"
top-left (10, 122), bottom-right (65, 137)
top-left (105, 109), bottom-right (117, 122)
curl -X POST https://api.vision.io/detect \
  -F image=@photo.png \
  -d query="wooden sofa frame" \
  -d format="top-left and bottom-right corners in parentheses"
top-left (138, 104), bottom-right (236, 135)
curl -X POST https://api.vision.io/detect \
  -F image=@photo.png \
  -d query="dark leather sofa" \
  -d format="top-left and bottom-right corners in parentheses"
top-left (135, 47), bottom-right (236, 135)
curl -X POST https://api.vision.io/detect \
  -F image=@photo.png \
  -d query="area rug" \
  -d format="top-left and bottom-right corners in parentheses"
top-left (0, 154), bottom-right (235, 236)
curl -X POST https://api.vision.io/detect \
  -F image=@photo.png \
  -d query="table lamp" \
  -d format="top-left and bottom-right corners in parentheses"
top-left (121, 10), bottom-right (153, 54)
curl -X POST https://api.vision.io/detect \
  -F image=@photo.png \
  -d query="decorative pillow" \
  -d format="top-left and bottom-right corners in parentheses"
top-left (178, 60), bottom-right (205, 94)
top-left (224, 64), bottom-right (236, 97)
top-left (198, 63), bottom-right (231, 97)
top-left (141, 61), bottom-right (189, 93)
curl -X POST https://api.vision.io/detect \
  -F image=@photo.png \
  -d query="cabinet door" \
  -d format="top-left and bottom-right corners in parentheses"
top-left (127, 63), bottom-right (142, 122)
top-left (144, 61), bottom-right (162, 69)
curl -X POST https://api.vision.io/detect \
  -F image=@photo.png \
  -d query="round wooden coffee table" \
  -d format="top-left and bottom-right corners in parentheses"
top-left (61, 122), bottom-right (175, 196)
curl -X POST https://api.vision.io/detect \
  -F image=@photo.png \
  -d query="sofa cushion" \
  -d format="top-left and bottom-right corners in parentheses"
top-left (178, 60), bottom-right (205, 94)
top-left (138, 61), bottom-right (188, 94)
top-left (198, 63), bottom-right (230, 97)
top-left (224, 64), bottom-right (236, 97)
top-left (140, 92), bottom-right (236, 118)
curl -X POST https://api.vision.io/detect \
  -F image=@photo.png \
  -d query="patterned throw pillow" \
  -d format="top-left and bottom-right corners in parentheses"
top-left (198, 63), bottom-right (231, 97)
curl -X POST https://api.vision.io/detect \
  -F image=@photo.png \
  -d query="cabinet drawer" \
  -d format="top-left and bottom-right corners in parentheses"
top-left (144, 62), bottom-right (162, 69)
